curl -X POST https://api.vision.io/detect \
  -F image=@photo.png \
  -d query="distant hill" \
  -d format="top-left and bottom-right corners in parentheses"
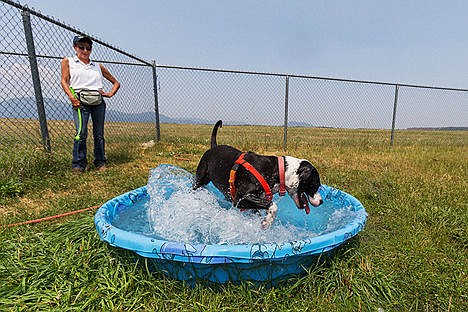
top-left (0, 97), bottom-right (206, 124)
top-left (2, 97), bottom-right (326, 128)
top-left (407, 127), bottom-right (468, 131)
top-left (0, 97), bottom-right (70, 120)
top-left (2, 97), bottom-right (466, 130)
top-left (0, 97), bottom-right (255, 126)
top-left (288, 121), bottom-right (314, 127)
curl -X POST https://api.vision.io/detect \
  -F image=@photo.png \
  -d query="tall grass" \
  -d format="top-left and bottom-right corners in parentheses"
top-left (1, 124), bottom-right (467, 311)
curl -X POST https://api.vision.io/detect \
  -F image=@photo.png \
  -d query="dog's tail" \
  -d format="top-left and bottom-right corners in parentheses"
top-left (211, 120), bottom-right (222, 148)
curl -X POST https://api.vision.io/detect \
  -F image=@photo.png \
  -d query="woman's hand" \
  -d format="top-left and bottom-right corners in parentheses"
top-left (71, 97), bottom-right (81, 109)
top-left (99, 90), bottom-right (113, 98)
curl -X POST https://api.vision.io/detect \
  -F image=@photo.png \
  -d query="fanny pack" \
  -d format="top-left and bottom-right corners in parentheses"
top-left (78, 89), bottom-right (103, 106)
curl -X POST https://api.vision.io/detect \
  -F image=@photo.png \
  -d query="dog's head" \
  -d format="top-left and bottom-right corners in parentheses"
top-left (284, 157), bottom-right (323, 213)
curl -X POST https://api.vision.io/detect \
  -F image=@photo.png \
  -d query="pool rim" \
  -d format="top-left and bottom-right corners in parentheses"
top-left (94, 166), bottom-right (367, 264)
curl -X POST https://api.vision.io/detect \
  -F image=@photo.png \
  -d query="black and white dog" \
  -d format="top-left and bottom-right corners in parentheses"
top-left (193, 120), bottom-right (323, 228)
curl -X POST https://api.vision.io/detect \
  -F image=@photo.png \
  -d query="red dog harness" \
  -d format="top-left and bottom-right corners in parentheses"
top-left (229, 153), bottom-right (286, 202)
top-left (278, 155), bottom-right (286, 196)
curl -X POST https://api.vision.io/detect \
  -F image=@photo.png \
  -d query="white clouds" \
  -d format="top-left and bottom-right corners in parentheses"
top-left (0, 61), bottom-right (59, 100)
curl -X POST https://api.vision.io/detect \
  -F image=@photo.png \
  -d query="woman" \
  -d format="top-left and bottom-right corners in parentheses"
top-left (61, 35), bottom-right (120, 174)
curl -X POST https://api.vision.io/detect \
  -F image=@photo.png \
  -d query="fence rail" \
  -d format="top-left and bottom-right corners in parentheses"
top-left (157, 63), bottom-right (468, 91)
top-left (1, 0), bottom-right (467, 161)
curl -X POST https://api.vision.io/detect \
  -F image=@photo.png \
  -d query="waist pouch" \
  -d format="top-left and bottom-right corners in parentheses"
top-left (78, 90), bottom-right (103, 106)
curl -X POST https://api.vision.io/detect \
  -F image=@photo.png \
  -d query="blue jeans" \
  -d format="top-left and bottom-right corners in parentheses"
top-left (72, 100), bottom-right (106, 170)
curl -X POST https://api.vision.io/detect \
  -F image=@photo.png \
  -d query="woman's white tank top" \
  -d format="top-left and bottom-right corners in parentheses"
top-left (68, 56), bottom-right (103, 91)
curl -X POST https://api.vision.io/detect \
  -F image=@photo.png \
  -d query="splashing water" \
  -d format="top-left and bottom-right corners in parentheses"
top-left (112, 165), bottom-right (364, 245)
top-left (148, 187), bottom-right (319, 244)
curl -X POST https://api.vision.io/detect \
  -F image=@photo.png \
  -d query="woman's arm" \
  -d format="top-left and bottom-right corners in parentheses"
top-left (60, 57), bottom-right (80, 108)
top-left (99, 64), bottom-right (121, 98)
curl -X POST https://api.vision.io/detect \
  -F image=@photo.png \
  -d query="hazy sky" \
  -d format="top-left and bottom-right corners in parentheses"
top-left (19, 0), bottom-right (468, 89)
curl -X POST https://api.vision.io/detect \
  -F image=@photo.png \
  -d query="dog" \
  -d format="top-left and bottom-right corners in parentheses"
top-left (193, 120), bottom-right (323, 229)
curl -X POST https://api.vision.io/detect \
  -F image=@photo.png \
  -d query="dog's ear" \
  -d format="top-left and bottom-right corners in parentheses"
top-left (298, 162), bottom-right (320, 187)
top-left (297, 162), bottom-right (313, 179)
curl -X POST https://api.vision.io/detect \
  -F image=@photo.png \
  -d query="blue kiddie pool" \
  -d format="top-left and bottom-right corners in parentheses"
top-left (95, 164), bottom-right (367, 285)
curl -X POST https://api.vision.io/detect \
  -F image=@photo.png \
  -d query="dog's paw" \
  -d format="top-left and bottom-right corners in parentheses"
top-left (261, 203), bottom-right (278, 229)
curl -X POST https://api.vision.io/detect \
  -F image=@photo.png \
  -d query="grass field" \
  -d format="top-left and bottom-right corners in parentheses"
top-left (0, 123), bottom-right (467, 311)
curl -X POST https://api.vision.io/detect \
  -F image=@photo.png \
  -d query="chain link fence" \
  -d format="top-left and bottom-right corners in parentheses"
top-left (1, 0), bottom-right (467, 166)
top-left (155, 65), bottom-right (467, 146)
top-left (0, 0), bottom-right (158, 165)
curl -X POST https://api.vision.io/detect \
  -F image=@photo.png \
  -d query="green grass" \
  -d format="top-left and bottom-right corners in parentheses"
top-left (1, 124), bottom-right (467, 311)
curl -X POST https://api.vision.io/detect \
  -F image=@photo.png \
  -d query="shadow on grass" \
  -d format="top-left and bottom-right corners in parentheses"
top-left (106, 148), bottom-right (137, 166)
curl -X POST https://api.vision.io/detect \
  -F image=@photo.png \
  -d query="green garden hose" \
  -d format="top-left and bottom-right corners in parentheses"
top-left (69, 87), bottom-right (82, 141)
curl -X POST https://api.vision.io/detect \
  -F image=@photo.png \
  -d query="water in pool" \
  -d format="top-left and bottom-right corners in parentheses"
top-left (111, 165), bottom-right (362, 245)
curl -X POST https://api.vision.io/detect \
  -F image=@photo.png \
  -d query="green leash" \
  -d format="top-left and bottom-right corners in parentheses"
top-left (69, 87), bottom-right (82, 141)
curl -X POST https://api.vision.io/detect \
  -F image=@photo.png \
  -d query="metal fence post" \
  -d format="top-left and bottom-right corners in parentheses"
top-left (283, 75), bottom-right (289, 151)
top-left (152, 60), bottom-right (161, 141)
top-left (22, 9), bottom-right (51, 152)
top-left (390, 84), bottom-right (399, 146)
